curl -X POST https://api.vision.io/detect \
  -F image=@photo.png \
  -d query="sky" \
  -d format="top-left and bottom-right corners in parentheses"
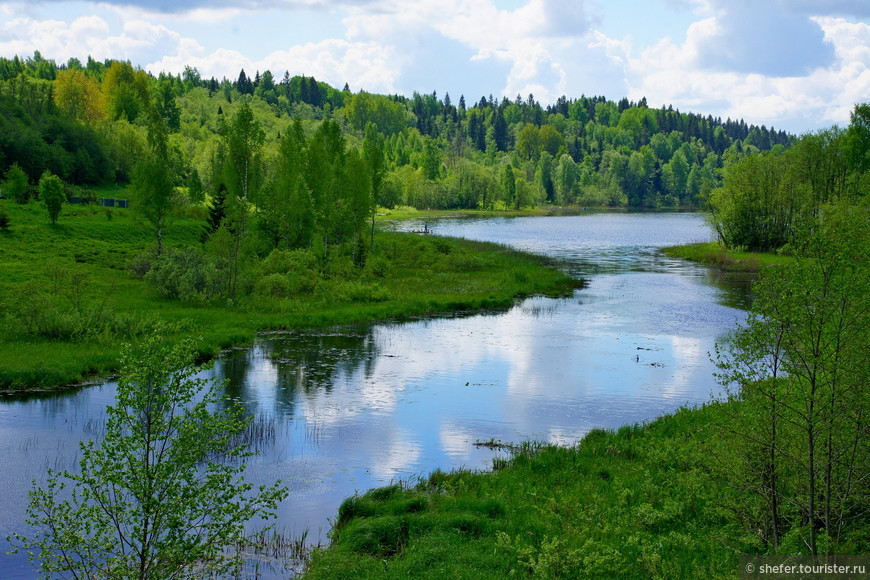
top-left (1, 0), bottom-right (868, 134)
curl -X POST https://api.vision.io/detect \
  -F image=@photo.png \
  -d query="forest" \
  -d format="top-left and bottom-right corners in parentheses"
top-left (1, 51), bottom-right (793, 215)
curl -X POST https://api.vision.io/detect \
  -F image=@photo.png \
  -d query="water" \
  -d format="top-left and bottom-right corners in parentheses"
top-left (0, 212), bottom-right (749, 578)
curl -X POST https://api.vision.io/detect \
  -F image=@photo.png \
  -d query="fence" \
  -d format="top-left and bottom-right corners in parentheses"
top-left (68, 197), bottom-right (129, 208)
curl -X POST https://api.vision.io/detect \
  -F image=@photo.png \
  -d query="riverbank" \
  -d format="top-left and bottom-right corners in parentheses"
top-left (300, 401), bottom-right (755, 579)
top-left (0, 200), bottom-right (576, 392)
top-left (661, 241), bottom-right (791, 272)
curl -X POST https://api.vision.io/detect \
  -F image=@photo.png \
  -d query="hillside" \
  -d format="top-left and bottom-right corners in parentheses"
top-left (1, 52), bottom-right (792, 213)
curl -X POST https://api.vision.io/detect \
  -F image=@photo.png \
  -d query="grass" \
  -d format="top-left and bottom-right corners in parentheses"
top-left (661, 242), bottom-right (793, 272)
top-left (301, 403), bottom-right (757, 580)
top-left (0, 198), bottom-right (576, 391)
top-left (303, 395), bottom-right (869, 579)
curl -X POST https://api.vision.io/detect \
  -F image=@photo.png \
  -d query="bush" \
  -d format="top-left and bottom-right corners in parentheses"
top-left (143, 247), bottom-right (225, 301)
top-left (366, 255), bottom-right (390, 278)
top-left (40, 172), bottom-right (65, 224)
top-left (259, 248), bottom-right (319, 276)
top-left (4, 164), bottom-right (30, 204)
top-left (253, 273), bottom-right (295, 298)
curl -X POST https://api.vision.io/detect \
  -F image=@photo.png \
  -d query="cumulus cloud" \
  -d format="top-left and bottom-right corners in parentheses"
top-left (693, 1), bottom-right (835, 76)
top-left (0, 13), bottom-right (185, 64)
top-left (627, 12), bottom-right (870, 131)
top-left (29, 0), bottom-right (367, 15)
top-left (1, 0), bottom-right (867, 131)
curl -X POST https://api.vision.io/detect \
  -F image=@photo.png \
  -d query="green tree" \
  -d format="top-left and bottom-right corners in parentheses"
top-left (362, 122), bottom-right (386, 245)
top-left (4, 163), bottom-right (30, 204)
top-left (538, 124), bottom-right (566, 158)
top-left (267, 119), bottom-right (313, 249)
top-left (502, 163), bottom-right (517, 209)
top-left (344, 148), bottom-right (372, 265)
top-left (344, 92), bottom-right (410, 136)
top-left (708, 151), bottom-right (799, 251)
top-left (102, 61), bottom-right (151, 123)
top-left (306, 118), bottom-right (346, 250)
top-left (715, 203), bottom-right (869, 554)
top-left (421, 139), bottom-right (442, 181)
top-left (554, 154), bottom-right (578, 205)
top-left (222, 102), bottom-right (265, 202)
top-left (662, 149), bottom-right (690, 204)
top-left (536, 152), bottom-right (555, 204)
top-left (154, 78), bottom-right (181, 132)
top-left (11, 335), bottom-right (288, 578)
top-left (844, 103), bottom-right (870, 175)
top-left (39, 171), bottom-right (64, 224)
top-left (220, 103), bottom-right (265, 298)
top-left (53, 68), bottom-right (104, 123)
top-left (515, 124), bottom-right (541, 160)
top-left (132, 110), bottom-right (176, 255)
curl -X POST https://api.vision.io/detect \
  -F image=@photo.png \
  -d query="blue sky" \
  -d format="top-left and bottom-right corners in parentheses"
top-left (1, 0), bottom-right (868, 133)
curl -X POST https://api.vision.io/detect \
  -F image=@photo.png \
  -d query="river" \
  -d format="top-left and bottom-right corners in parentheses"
top-left (0, 212), bottom-right (749, 578)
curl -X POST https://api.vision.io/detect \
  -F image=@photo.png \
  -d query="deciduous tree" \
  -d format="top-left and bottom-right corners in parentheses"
top-left (132, 110), bottom-right (176, 255)
top-left (39, 171), bottom-right (64, 224)
top-left (4, 163), bottom-right (29, 204)
top-left (11, 335), bottom-right (288, 579)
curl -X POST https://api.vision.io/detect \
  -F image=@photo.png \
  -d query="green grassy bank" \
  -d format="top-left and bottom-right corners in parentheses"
top-left (0, 199), bottom-right (575, 391)
top-left (301, 403), bottom-right (754, 579)
top-left (661, 241), bottom-right (792, 272)
top-left (301, 397), bottom-right (869, 579)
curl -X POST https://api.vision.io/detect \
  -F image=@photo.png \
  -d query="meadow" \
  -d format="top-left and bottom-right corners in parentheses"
top-left (0, 195), bottom-right (574, 391)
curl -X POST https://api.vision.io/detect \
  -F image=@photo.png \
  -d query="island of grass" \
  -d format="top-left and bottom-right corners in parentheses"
top-left (661, 241), bottom-right (792, 272)
top-left (0, 198), bottom-right (576, 392)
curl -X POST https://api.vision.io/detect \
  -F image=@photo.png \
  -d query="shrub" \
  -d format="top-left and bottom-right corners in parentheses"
top-left (40, 172), bottom-right (66, 224)
top-left (4, 164), bottom-right (29, 204)
top-left (366, 255), bottom-right (390, 278)
top-left (254, 273), bottom-right (294, 298)
top-left (144, 247), bottom-right (225, 301)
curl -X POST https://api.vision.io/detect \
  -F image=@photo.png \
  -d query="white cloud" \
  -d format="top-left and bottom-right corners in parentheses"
top-left (626, 9), bottom-right (870, 131)
top-left (148, 37), bottom-right (399, 91)
top-left (692, 1), bottom-right (835, 76)
top-left (0, 0), bottom-right (867, 131)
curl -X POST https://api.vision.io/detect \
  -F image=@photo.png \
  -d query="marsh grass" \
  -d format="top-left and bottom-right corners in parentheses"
top-left (302, 404), bottom-right (755, 579)
top-left (0, 199), bottom-right (573, 391)
top-left (232, 527), bottom-right (319, 578)
top-left (662, 242), bottom-right (792, 272)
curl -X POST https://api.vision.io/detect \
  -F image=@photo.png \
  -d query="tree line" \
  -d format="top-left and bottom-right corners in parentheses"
top-left (1, 51), bottom-right (794, 216)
